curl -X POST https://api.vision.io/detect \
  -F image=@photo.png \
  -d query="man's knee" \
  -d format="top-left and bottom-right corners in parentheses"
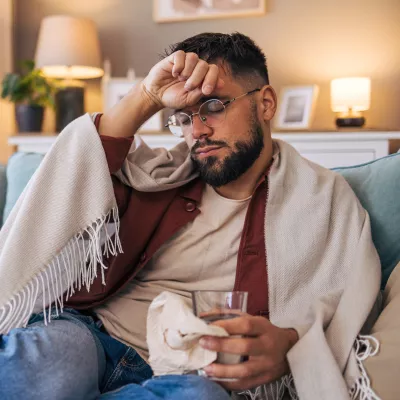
top-left (0, 319), bottom-right (102, 400)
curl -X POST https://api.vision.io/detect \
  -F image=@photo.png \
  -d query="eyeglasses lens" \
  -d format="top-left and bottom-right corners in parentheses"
top-left (167, 99), bottom-right (226, 137)
top-left (199, 99), bottom-right (226, 128)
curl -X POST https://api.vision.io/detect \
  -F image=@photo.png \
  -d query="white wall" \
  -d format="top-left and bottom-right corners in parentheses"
top-left (14, 0), bottom-right (400, 132)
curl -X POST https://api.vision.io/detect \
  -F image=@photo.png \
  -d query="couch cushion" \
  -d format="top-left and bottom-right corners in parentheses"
top-left (3, 152), bottom-right (44, 223)
top-left (333, 153), bottom-right (400, 288)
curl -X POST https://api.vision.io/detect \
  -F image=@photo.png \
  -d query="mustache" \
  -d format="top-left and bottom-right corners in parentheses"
top-left (190, 138), bottom-right (228, 154)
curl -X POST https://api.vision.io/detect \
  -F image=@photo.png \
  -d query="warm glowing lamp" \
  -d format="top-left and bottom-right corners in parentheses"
top-left (331, 77), bottom-right (371, 128)
top-left (35, 15), bottom-right (103, 131)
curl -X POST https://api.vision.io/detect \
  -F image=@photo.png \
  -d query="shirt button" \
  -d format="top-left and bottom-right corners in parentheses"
top-left (140, 252), bottom-right (147, 262)
top-left (185, 202), bottom-right (196, 212)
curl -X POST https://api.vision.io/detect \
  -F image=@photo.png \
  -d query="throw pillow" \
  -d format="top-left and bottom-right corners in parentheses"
top-left (3, 152), bottom-right (44, 223)
top-left (334, 153), bottom-right (400, 288)
top-left (363, 262), bottom-right (400, 399)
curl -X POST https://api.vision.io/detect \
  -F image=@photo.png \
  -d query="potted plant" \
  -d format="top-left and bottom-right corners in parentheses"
top-left (1, 60), bottom-right (56, 132)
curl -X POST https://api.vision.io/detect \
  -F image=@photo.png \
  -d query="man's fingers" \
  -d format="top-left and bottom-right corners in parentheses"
top-left (204, 359), bottom-right (264, 380)
top-left (201, 64), bottom-right (219, 95)
top-left (184, 60), bottom-right (209, 91)
top-left (170, 50), bottom-right (186, 77)
top-left (207, 359), bottom-right (289, 391)
top-left (179, 52), bottom-right (199, 81)
top-left (200, 336), bottom-right (265, 356)
top-left (169, 52), bottom-right (224, 95)
top-left (211, 316), bottom-right (270, 336)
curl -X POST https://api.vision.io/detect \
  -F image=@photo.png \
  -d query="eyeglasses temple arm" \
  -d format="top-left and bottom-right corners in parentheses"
top-left (223, 88), bottom-right (261, 106)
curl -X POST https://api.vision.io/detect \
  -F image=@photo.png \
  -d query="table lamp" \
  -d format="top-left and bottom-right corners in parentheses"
top-left (330, 77), bottom-right (371, 128)
top-left (35, 15), bottom-right (104, 132)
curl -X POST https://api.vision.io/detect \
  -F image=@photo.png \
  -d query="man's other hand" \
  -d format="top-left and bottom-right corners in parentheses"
top-left (199, 315), bottom-right (298, 391)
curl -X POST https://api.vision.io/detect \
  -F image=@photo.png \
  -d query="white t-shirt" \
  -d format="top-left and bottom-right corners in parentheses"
top-left (95, 184), bottom-right (251, 360)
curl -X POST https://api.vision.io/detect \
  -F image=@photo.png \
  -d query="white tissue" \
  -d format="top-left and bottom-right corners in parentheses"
top-left (147, 291), bottom-right (229, 376)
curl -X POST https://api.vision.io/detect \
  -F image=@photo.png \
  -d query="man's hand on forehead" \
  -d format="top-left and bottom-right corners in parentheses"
top-left (99, 49), bottom-right (226, 140)
top-left (142, 51), bottom-right (225, 111)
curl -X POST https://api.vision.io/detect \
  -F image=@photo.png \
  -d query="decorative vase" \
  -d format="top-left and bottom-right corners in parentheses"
top-left (15, 104), bottom-right (44, 133)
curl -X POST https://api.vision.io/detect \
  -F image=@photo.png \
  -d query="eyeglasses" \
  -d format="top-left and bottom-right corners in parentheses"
top-left (166, 88), bottom-right (261, 138)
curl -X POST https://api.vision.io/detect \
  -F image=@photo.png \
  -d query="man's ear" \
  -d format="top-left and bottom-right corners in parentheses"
top-left (259, 85), bottom-right (277, 122)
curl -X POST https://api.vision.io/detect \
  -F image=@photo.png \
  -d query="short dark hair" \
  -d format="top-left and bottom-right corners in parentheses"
top-left (165, 32), bottom-right (269, 87)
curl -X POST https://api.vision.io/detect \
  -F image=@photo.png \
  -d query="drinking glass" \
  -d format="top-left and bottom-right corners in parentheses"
top-left (192, 290), bottom-right (248, 381)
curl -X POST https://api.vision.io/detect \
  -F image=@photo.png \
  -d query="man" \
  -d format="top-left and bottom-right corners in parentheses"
top-left (0, 32), bottom-right (380, 399)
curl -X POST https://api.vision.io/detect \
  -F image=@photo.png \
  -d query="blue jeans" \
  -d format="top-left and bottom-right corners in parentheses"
top-left (0, 308), bottom-right (230, 400)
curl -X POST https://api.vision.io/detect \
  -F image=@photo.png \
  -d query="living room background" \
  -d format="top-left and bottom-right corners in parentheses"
top-left (12, 0), bottom-right (400, 132)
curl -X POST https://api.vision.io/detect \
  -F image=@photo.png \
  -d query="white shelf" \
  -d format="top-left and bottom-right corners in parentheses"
top-left (8, 135), bottom-right (58, 154)
top-left (273, 131), bottom-right (400, 142)
top-left (8, 133), bottom-right (183, 154)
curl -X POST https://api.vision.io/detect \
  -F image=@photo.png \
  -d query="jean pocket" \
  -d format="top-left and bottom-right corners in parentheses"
top-left (122, 348), bottom-right (149, 371)
top-left (102, 347), bottom-right (153, 394)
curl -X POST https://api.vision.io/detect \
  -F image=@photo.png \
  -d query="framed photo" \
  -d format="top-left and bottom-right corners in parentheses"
top-left (102, 77), bottom-right (163, 133)
top-left (153, 0), bottom-right (266, 23)
top-left (275, 85), bottom-right (319, 131)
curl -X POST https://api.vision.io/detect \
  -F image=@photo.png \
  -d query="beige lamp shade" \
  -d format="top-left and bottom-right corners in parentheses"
top-left (330, 77), bottom-right (371, 113)
top-left (35, 15), bottom-right (103, 79)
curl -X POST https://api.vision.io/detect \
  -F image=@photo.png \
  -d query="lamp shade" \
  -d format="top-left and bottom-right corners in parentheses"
top-left (35, 15), bottom-right (103, 79)
top-left (330, 77), bottom-right (371, 113)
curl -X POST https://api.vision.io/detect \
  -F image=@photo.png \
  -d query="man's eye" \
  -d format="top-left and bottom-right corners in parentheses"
top-left (207, 101), bottom-right (224, 113)
top-left (179, 115), bottom-right (191, 125)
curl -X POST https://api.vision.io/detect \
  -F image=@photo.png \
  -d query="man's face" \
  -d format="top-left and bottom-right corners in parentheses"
top-left (183, 69), bottom-right (265, 187)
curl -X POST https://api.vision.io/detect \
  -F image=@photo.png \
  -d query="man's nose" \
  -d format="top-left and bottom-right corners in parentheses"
top-left (191, 114), bottom-right (213, 141)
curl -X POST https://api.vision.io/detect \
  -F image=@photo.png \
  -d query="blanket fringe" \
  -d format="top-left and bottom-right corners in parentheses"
top-left (0, 206), bottom-right (123, 335)
top-left (235, 335), bottom-right (380, 400)
top-left (350, 335), bottom-right (381, 400)
top-left (236, 375), bottom-right (298, 400)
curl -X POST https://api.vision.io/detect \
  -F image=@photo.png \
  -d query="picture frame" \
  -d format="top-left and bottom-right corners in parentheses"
top-left (275, 85), bottom-right (319, 131)
top-left (102, 63), bottom-right (163, 133)
top-left (153, 0), bottom-right (266, 23)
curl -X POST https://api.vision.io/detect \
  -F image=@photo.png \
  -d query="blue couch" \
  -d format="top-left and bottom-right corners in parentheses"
top-left (1, 151), bottom-right (400, 288)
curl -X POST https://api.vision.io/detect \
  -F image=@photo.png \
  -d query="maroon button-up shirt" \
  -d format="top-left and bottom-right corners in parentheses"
top-left (66, 118), bottom-right (270, 317)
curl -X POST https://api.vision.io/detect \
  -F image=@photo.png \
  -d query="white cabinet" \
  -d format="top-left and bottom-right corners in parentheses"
top-left (8, 131), bottom-right (400, 169)
top-left (8, 134), bottom-right (182, 154)
top-left (272, 132), bottom-right (400, 168)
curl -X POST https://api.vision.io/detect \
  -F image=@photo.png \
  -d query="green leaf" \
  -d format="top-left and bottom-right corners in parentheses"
top-left (1, 60), bottom-right (56, 107)
top-left (20, 60), bottom-right (35, 73)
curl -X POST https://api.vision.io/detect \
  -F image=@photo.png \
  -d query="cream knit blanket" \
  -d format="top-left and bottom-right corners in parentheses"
top-left (0, 114), bottom-right (381, 399)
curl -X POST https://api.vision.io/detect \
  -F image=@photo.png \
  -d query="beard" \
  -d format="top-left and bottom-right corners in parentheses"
top-left (190, 111), bottom-right (264, 188)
